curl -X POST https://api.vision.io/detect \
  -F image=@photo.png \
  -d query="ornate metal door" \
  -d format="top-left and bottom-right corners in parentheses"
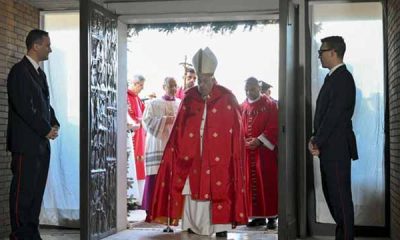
top-left (80, 1), bottom-right (118, 239)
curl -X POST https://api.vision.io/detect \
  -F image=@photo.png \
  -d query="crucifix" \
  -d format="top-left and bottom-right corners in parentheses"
top-left (179, 55), bottom-right (193, 89)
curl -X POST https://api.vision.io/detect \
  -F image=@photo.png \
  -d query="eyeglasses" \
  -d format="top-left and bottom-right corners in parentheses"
top-left (318, 48), bottom-right (332, 56)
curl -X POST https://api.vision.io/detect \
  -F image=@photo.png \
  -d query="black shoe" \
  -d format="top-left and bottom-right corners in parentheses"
top-left (9, 233), bottom-right (42, 240)
top-left (216, 231), bottom-right (227, 238)
top-left (187, 228), bottom-right (195, 234)
top-left (247, 218), bottom-right (266, 227)
top-left (127, 202), bottom-right (141, 210)
top-left (133, 202), bottom-right (141, 210)
top-left (34, 230), bottom-right (43, 240)
top-left (163, 226), bottom-right (174, 233)
top-left (267, 218), bottom-right (277, 230)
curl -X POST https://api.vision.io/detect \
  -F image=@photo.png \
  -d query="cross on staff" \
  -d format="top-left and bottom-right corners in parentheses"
top-left (179, 55), bottom-right (193, 89)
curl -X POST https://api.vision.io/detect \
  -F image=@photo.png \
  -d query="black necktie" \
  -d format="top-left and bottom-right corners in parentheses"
top-left (323, 73), bottom-right (330, 84)
top-left (38, 67), bottom-right (46, 80)
top-left (38, 68), bottom-right (49, 95)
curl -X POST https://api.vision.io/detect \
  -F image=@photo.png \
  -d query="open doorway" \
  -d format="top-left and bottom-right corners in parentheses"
top-left (78, 0), bottom-right (287, 238)
top-left (125, 22), bottom-right (280, 237)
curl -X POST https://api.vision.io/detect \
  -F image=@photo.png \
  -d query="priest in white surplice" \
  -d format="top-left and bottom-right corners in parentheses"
top-left (141, 77), bottom-right (181, 220)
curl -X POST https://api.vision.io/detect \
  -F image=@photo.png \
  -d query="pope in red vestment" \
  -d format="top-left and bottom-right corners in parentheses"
top-left (241, 77), bottom-right (279, 226)
top-left (149, 48), bottom-right (248, 236)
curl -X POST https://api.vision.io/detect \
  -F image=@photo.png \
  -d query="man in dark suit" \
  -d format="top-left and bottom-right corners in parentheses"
top-left (308, 36), bottom-right (358, 240)
top-left (7, 29), bottom-right (60, 240)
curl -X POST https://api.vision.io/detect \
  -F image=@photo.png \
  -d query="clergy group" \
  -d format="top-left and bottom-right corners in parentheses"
top-left (126, 47), bottom-right (279, 238)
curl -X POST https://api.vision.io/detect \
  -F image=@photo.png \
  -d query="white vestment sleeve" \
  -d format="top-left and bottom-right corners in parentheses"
top-left (127, 112), bottom-right (140, 130)
top-left (142, 101), bottom-right (167, 139)
top-left (258, 133), bottom-right (275, 151)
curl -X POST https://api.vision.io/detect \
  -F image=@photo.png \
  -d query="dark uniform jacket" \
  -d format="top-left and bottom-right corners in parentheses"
top-left (313, 64), bottom-right (358, 160)
top-left (7, 56), bottom-right (59, 155)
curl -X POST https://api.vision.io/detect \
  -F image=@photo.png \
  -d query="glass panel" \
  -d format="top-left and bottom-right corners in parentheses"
top-left (40, 12), bottom-right (80, 227)
top-left (310, 2), bottom-right (385, 226)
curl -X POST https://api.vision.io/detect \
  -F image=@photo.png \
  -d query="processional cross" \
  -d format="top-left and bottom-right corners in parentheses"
top-left (179, 55), bottom-right (193, 88)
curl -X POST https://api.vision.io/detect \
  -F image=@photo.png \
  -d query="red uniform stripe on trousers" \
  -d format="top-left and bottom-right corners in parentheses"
top-left (13, 155), bottom-right (23, 240)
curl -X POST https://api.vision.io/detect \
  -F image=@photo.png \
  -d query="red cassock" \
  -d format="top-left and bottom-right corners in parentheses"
top-left (127, 90), bottom-right (146, 180)
top-left (148, 85), bottom-right (248, 226)
top-left (241, 95), bottom-right (278, 217)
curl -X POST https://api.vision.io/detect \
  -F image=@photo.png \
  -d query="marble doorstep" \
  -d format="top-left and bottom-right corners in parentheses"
top-left (306, 238), bottom-right (389, 240)
top-left (39, 228), bottom-right (80, 240)
top-left (36, 228), bottom-right (274, 240)
top-left (103, 230), bottom-right (275, 240)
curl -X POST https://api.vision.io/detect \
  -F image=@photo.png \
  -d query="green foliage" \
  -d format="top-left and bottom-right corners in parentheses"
top-left (128, 20), bottom-right (277, 36)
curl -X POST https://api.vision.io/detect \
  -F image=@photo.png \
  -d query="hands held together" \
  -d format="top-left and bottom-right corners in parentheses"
top-left (308, 137), bottom-right (320, 157)
top-left (46, 126), bottom-right (59, 140)
top-left (245, 137), bottom-right (261, 150)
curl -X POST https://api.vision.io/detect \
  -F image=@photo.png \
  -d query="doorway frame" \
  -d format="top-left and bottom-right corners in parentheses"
top-left (79, 0), bottom-right (302, 239)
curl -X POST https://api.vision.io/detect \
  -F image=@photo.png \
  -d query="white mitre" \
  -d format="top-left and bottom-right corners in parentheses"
top-left (192, 47), bottom-right (218, 74)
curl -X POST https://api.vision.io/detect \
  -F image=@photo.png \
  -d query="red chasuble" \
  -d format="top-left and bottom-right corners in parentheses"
top-left (127, 90), bottom-right (146, 180)
top-left (148, 85), bottom-right (248, 226)
top-left (241, 95), bottom-right (278, 217)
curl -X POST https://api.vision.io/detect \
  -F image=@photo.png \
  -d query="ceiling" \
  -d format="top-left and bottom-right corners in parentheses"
top-left (23, 0), bottom-right (79, 10)
top-left (24, 0), bottom-right (279, 24)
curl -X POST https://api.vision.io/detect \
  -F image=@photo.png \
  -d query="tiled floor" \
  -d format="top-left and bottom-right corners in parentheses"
top-left (104, 229), bottom-right (274, 240)
top-left (37, 227), bottom-right (391, 240)
top-left (37, 228), bottom-right (274, 240)
top-left (15, 211), bottom-right (389, 240)
top-left (38, 212), bottom-right (275, 240)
